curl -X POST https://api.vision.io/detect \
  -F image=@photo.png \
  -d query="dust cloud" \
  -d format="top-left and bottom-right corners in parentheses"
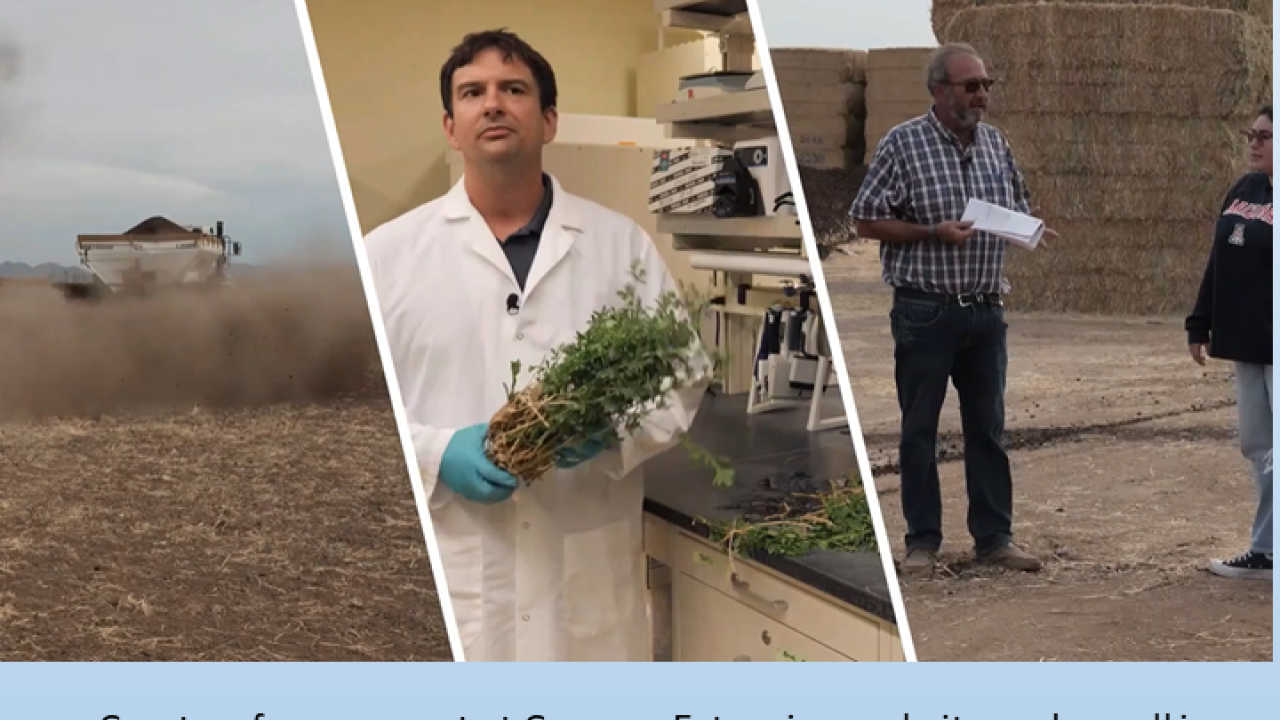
top-left (0, 36), bottom-right (17, 83)
top-left (0, 34), bottom-right (19, 143)
top-left (0, 265), bottom-right (386, 420)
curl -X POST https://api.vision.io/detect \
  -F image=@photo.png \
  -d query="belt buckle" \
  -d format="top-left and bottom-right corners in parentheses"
top-left (956, 292), bottom-right (974, 307)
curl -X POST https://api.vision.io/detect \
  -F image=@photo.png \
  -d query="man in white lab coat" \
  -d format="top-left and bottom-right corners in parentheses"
top-left (364, 29), bottom-right (711, 661)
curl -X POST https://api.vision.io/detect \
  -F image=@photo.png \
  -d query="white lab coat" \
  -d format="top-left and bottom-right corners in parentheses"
top-left (365, 174), bottom-right (710, 661)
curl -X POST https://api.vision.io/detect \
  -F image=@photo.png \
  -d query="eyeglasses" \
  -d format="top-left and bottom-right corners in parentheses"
top-left (1242, 129), bottom-right (1273, 144)
top-left (947, 78), bottom-right (996, 94)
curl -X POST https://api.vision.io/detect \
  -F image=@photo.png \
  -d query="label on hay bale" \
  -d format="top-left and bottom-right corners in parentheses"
top-left (795, 145), bottom-right (861, 170)
top-left (770, 48), bottom-right (868, 83)
top-left (787, 116), bottom-right (864, 148)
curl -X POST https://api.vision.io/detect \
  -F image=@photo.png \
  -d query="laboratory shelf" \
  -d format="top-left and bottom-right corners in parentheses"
top-left (654, 0), bottom-right (748, 16)
top-left (653, 89), bottom-right (773, 127)
top-left (660, 9), bottom-right (754, 34)
top-left (656, 213), bottom-right (802, 239)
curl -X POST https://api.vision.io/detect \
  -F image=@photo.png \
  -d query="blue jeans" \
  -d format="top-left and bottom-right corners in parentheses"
top-left (890, 291), bottom-right (1013, 555)
top-left (1235, 362), bottom-right (1273, 554)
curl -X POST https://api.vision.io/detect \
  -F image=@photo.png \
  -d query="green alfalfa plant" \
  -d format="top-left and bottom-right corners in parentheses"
top-left (702, 470), bottom-right (879, 560)
top-left (484, 260), bottom-right (734, 487)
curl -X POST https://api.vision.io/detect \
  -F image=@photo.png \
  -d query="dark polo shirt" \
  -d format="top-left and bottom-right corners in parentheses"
top-left (499, 173), bottom-right (553, 290)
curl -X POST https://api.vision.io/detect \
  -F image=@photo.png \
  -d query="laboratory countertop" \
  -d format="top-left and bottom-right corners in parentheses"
top-left (642, 392), bottom-right (898, 625)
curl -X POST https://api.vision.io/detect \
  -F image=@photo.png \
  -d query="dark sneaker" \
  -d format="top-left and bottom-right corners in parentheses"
top-left (900, 547), bottom-right (937, 577)
top-left (977, 543), bottom-right (1042, 572)
top-left (1209, 551), bottom-right (1273, 579)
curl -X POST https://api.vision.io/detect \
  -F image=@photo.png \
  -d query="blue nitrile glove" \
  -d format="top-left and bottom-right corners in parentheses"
top-left (554, 429), bottom-right (614, 469)
top-left (439, 424), bottom-right (518, 504)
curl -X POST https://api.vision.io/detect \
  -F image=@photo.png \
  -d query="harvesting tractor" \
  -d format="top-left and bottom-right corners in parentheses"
top-left (53, 216), bottom-right (243, 301)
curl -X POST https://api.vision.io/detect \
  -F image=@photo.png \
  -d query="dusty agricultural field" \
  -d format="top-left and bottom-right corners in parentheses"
top-left (825, 245), bottom-right (1272, 662)
top-left (0, 277), bottom-right (448, 661)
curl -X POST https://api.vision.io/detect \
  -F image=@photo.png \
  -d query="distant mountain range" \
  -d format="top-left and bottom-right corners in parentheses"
top-left (0, 261), bottom-right (93, 281)
top-left (0, 260), bottom-right (264, 281)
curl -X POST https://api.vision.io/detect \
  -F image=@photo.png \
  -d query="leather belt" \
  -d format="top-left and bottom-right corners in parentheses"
top-left (894, 287), bottom-right (1003, 307)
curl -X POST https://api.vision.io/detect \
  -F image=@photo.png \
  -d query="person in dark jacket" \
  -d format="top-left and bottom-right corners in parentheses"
top-left (1186, 104), bottom-right (1273, 580)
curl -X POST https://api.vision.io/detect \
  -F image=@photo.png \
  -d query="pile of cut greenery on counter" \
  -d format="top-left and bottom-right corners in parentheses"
top-left (484, 261), bottom-right (733, 486)
top-left (703, 470), bottom-right (879, 559)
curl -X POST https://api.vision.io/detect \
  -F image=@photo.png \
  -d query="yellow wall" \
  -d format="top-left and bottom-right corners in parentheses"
top-left (307, 0), bottom-right (684, 233)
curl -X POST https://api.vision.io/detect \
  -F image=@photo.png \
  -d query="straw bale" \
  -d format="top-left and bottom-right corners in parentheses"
top-left (998, 114), bottom-right (1254, 149)
top-left (866, 134), bottom-right (888, 158)
top-left (776, 82), bottom-right (866, 115)
top-left (946, 5), bottom-right (1271, 119)
top-left (865, 48), bottom-right (934, 72)
top-left (988, 78), bottom-right (1267, 118)
top-left (795, 145), bottom-right (861, 170)
top-left (931, 0), bottom-right (972, 42)
top-left (1008, 136), bottom-right (1247, 180)
top-left (770, 48), bottom-right (868, 83)
top-left (865, 106), bottom-right (930, 141)
top-left (865, 66), bottom-right (931, 104)
top-left (775, 66), bottom-right (845, 88)
top-left (869, 99), bottom-right (932, 121)
top-left (866, 82), bottom-right (933, 106)
top-left (1001, 219), bottom-right (1218, 315)
top-left (935, 4), bottom-right (1271, 314)
top-left (788, 116), bottom-right (864, 149)
top-left (1029, 175), bottom-right (1230, 220)
top-left (933, 0), bottom-right (1273, 43)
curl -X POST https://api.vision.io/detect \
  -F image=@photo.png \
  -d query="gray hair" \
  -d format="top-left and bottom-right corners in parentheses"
top-left (926, 43), bottom-right (981, 91)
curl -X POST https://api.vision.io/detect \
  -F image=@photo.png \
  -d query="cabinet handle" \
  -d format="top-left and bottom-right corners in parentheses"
top-left (730, 573), bottom-right (789, 612)
top-left (733, 654), bottom-right (752, 662)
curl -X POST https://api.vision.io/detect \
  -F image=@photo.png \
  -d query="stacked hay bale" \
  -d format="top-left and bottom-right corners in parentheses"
top-left (864, 48), bottom-right (936, 157)
top-left (942, 4), bottom-right (1271, 314)
top-left (933, 0), bottom-right (1272, 42)
top-left (770, 48), bottom-right (870, 255)
top-left (770, 47), bottom-right (868, 169)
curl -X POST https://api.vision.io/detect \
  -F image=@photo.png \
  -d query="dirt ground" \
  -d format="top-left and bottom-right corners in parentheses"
top-left (0, 274), bottom-right (449, 660)
top-left (824, 244), bottom-right (1273, 662)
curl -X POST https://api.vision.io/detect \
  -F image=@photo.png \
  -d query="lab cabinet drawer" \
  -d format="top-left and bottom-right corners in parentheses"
top-left (674, 571), bottom-right (851, 662)
top-left (670, 531), bottom-right (883, 661)
top-left (888, 629), bottom-right (905, 661)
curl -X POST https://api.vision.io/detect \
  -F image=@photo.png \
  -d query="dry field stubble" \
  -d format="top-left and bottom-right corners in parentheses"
top-left (0, 269), bottom-right (448, 660)
top-left (825, 248), bottom-right (1271, 661)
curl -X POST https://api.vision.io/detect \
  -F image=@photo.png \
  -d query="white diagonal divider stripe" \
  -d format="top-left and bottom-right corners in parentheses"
top-left (290, 0), bottom-right (467, 663)
top-left (744, 0), bottom-right (918, 663)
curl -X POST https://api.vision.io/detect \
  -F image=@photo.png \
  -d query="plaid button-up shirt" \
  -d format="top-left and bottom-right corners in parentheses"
top-left (849, 108), bottom-right (1032, 295)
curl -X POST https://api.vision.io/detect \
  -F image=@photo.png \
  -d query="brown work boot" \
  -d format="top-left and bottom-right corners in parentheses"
top-left (900, 547), bottom-right (937, 577)
top-left (978, 543), bottom-right (1042, 572)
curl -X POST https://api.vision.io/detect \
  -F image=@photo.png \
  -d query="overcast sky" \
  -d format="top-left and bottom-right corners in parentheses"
top-left (0, 0), bottom-right (349, 267)
top-left (754, 0), bottom-right (937, 49)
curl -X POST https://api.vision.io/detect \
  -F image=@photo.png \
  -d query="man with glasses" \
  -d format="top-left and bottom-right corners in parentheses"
top-left (850, 42), bottom-right (1055, 577)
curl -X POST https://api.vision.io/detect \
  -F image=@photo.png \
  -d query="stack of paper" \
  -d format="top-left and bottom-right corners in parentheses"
top-left (961, 198), bottom-right (1045, 250)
